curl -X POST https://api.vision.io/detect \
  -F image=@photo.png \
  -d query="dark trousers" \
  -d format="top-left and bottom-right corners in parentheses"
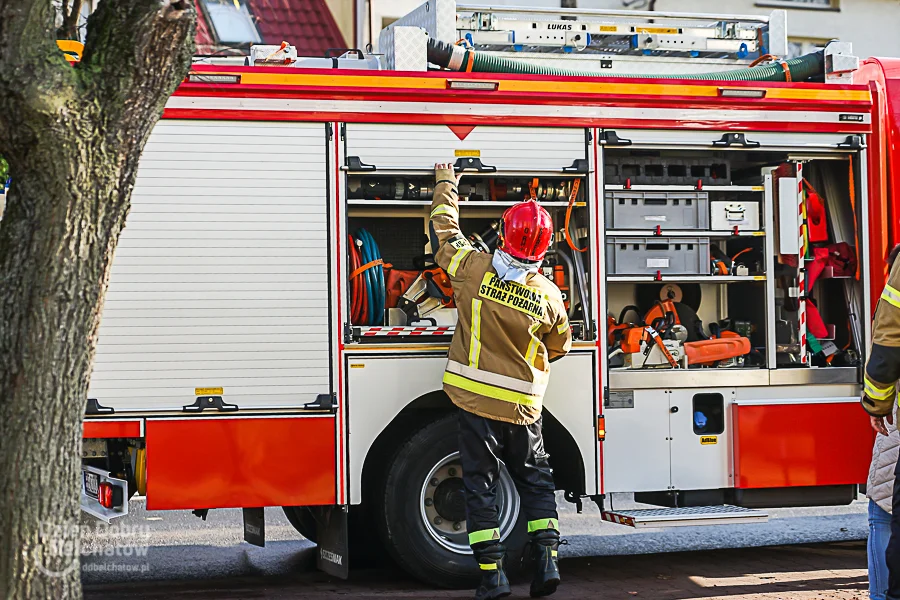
top-left (887, 457), bottom-right (900, 599)
top-left (458, 409), bottom-right (558, 544)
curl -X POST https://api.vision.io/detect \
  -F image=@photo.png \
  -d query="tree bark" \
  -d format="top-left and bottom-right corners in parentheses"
top-left (0, 1), bottom-right (195, 598)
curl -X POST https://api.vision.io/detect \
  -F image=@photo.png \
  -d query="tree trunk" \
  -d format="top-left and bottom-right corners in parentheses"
top-left (0, 1), bottom-right (195, 598)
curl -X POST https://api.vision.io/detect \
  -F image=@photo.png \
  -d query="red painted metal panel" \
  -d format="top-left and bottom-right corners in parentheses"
top-left (733, 403), bottom-right (873, 489)
top-left (161, 108), bottom-right (870, 134)
top-left (83, 420), bottom-right (142, 439)
top-left (855, 58), bottom-right (900, 304)
top-left (145, 417), bottom-right (336, 510)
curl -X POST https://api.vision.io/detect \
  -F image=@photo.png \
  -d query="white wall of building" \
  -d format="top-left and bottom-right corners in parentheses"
top-left (367, 0), bottom-right (900, 59)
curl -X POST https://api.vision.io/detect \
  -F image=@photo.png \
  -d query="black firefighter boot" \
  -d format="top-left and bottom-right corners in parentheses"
top-left (473, 542), bottom-right (511, 600)
top-left (529, 529), bottom-right (561, 597)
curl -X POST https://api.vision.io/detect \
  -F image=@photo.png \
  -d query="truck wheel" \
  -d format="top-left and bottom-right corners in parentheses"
top-left (282, 506), bottom-right (317, 542)
top-left (374, 412), bottom-right (527, 588)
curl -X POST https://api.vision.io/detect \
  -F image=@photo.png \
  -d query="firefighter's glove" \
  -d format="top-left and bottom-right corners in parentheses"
top-left (434, 163), bottom-right (461, 187)
top-left (861, 392), bottom-right (895, 418)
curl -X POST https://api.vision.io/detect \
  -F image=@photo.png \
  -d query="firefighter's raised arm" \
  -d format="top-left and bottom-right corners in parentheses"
top-left (430, 163), bottom-right (477, 281)
top-left (864, 250), bottom-right (900, 434)
top-left (544, 299), bottom-right (573, 364)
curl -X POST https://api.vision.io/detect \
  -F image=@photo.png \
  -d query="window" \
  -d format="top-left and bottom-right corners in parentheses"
top-left (755, 0), bottom-right (839, 9)
top-left (787, 37), bottom-right (830, 58)
top-left (200, 0), bottom-right (262, 45)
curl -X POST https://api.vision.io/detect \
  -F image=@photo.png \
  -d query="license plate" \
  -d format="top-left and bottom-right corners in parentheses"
top-left (83, 471), bottom-right (100, 499)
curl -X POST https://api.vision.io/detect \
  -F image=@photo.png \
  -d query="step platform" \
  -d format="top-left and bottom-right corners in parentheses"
top-left (601, 505), bottom-right (769, 528)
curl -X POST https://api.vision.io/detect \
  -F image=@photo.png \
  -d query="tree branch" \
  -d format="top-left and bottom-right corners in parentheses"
top-left (79, 0), bottom-right (196, 134)
top-left (60, 0), bottom-right (86, 40)
top-left (0, 0), bottom-right (81, 156)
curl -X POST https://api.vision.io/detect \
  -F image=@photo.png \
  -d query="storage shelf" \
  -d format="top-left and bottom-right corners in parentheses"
top-left (607, 275), bottom-right (765, 283)
top-left (605, 229), bottom-right (765, 238)
top-left (604, 185), bottom-right (764, 192)
top-left (347, 200), bottom-right (585, 207)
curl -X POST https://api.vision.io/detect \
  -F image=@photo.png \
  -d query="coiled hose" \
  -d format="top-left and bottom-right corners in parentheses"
top-left (427, 38), bottom-right (824, 82)
top-left (350, 229), bottom-right (386, 326)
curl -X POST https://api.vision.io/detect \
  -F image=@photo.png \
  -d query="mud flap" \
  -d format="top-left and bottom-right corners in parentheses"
top-left (242, 507), bottom-right (265, 547)
top-left (312, 505), bottom-right (349, 579)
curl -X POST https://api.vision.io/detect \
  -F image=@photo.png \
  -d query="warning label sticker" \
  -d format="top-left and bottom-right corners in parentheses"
top-left (700, 436), bottom-right (718, 445)
top-left (454, 149), bottom-right (480, 157)
top-left (479, 273), bottom-right (546, 319)
top-left (195, 387), bottom-right (224, 396)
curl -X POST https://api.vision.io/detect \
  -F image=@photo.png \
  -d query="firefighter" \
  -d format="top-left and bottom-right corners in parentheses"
top-left (430, 163), bottom-right (572, 599)
top-left (863, 243), bottom-right (900, 600)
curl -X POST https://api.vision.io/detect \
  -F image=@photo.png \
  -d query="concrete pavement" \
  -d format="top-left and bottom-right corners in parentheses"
top-left (85, 541), bottom-right (868, 599)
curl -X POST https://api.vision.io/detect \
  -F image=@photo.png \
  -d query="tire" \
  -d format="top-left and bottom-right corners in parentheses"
top-left (373, 412), bottom-right (528, 589)
top-left (282, 505), bottom-right (317, 542)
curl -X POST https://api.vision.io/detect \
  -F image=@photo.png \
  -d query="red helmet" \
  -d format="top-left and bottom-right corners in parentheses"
top-left (498, 200), bottom-right (553, 262)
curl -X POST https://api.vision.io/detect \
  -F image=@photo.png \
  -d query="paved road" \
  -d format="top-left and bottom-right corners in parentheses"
top-left (78, 492), bottom-right (869, 587)
top-left (85, 541), bottom-right (868, 599)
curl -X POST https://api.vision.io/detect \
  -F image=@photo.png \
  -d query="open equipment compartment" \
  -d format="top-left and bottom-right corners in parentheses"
top-left (342, 124), bottom-right (596, 344)
top-left (603, 141), bottom-right (864, 382)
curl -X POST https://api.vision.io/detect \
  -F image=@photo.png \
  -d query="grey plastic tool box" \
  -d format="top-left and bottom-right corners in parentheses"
top-left (605, 191), bottom-right (709, 230)
top-left (607, 237), bottom-right (710, 275)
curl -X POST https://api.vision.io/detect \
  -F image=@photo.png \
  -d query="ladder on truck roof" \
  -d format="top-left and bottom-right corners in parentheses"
top-left (380, 0), bottom-right (789, 74)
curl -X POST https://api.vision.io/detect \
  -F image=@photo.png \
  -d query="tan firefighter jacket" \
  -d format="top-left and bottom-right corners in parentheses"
top-left (430, 168), bottom-right (572, 426)
top-left (863, 257), bottom-right (900, 416)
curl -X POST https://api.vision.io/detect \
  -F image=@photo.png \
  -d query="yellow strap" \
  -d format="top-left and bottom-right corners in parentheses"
top-left (469, 528), bottom-right (500, 545)
top-left (469, 299), bottom-right (483, 368)
top-left (448, 247), bottom-right (472, 277)
top-left (882, 285), bottom-right (900, 309)
top-left (557, 319), bottom-right (570, 335)
top-left (865, 377), bottom-right (896, 401)
top-left (443, 372), bottom-right (541, 407)
top-left (525, 321), bottom-right (541, 367)
top-left (527, 518), bottom-right (559, 533)
top-left (479, 562), bottom-right (498, 571)
top-left (430, 204), bottom-right (458, 220)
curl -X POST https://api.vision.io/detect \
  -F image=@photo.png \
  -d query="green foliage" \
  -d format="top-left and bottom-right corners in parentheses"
top-left (0, 155), bottom-right (7, 185)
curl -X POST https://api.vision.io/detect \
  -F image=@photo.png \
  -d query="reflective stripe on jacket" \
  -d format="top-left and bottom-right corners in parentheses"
top-left (430, 169), bottom-right (572, 425)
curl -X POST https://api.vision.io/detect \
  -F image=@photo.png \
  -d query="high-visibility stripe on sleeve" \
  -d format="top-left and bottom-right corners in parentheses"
top-left (443, 372), bottom-right (541, 407)
top-left (468, 528), bottom-right (500, 545)
top-left (527, 518), bottom-right (559, 533)
top-left (469, 299), bottom-right (483, 368)
top-left (479, 562), bottom-right (498, 571)
top-left (525, 321), bottom-right (541, 367)
top-left (882, 284), bottom-right (900, 309)
top-left (865, 376), bottom-right (897, 401)
top-left (430, 204), bottom-right (458, 220)
top-left (557, 320), bottom-right (569, 335)
top-left (447, 248), bottom-right (472, 277)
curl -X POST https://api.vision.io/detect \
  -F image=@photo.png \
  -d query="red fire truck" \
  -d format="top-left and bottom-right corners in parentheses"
top-left (76, 1), bottom-right (899, 587)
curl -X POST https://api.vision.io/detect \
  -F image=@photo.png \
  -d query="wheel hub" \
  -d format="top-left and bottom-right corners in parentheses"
top-left (419, 452), bottom-right (521, 555)
top-left (432, 478), bottom-right (466, 523)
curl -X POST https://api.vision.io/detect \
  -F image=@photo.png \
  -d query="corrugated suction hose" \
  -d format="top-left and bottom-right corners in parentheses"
top-left (427, 38), bottom-right (824, 82)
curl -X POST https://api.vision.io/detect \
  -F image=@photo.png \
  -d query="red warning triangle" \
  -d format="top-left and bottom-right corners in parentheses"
top-left (447, 125), bottom-right (476, 141)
